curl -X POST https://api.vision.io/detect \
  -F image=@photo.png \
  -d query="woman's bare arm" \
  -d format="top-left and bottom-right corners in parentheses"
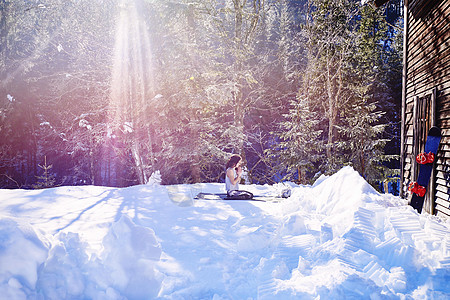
top-left (226, 168), bottom-right (241, 185)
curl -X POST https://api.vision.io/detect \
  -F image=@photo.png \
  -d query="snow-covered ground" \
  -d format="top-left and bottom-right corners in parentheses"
top-left (0, 167), bottom-right (449, 299)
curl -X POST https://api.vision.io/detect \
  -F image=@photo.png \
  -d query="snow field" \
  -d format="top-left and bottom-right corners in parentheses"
top-left (0, 166), bottom-right (449, 299)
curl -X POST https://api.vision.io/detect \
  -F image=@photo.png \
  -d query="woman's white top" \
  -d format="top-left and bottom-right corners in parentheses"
top-left (225, 167), bottom-right (239, 192)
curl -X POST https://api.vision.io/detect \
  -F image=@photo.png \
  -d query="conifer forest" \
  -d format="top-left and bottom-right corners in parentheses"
top-left (0, 0), bottom-right (403, 189)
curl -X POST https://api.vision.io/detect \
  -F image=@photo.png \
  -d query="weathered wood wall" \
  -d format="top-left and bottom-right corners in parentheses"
top-left (402, 0), bottom-right (450, 219)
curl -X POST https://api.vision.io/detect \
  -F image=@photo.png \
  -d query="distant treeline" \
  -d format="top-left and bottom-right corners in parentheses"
top-left (0, 0), bottom-right (403, 189)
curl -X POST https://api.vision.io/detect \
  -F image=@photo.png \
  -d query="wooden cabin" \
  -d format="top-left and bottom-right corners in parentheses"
top-left (375, 0), bottom-right (449, 218)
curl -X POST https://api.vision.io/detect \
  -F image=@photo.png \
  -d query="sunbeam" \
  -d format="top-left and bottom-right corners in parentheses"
top-left (109, 0), bottom-right (156, 184)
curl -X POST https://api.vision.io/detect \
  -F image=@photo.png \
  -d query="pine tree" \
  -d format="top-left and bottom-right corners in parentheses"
top-left (297, 0), bottom-right (360, 174)
top-left (270, 92), bottom-right (324, 183)
top-left (339, 3), bottom-right (400, 184)
top-left (33, 156), bottom-right (56, 189)
top-left (274, 0), bottom-right (400, 185)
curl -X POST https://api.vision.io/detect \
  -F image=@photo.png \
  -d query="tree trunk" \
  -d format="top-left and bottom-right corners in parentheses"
top-left (327, 109), bottom-right (334, 161)
top-left (0, 1), bottom-right (8, 67)
top-left (233, 0), bottom-right (246, 162)
top-left (326, 57), bottom-right (335, 162)
top-left (233, 90), bottom-right (246, 161)
top-left (191, 162), bottom-right (201, 183)
top-left (131, 142), bottom-right (146, 184)
top-left (233, 0), bottom-right (243, 43)
top-left (360, 150), bottom-right (366, 179)
top-left (89, 137), bottom-right (95, 185)
top-left (325, 54), bottom-right (343, 165)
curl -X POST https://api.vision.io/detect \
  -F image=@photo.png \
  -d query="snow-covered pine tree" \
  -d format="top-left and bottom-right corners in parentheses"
top-left (339, 2), bottom-right (400, 185)
top-left (274, 0), bottom-right (400, 186)
top-left (299, 0), bottom-right (360, 174)
top-left (269, 92), bottom-right (324, 184)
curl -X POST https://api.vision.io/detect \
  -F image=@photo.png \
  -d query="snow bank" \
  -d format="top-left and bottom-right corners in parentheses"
top-left (0, 216), bottom-right (162, 299)
top-left (0, 219), bottom-right (47, 299)
top-left (0, 167), bottom-right (449, 299)
top-left (296, 166), bottom-right (383, 236)
top-left (268, 167), bottom-right (450, 299)
top-left (100, 215), bottom-right (163, 299)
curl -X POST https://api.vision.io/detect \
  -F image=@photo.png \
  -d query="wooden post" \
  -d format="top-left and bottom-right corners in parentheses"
top-left (400, 0), bottom-right (409, 198)
top-left (427, 87), bottom-right (438, 214)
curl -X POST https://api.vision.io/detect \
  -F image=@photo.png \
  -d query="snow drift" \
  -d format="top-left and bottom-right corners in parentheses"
top-left (0, 166), bottom-right (449, 299)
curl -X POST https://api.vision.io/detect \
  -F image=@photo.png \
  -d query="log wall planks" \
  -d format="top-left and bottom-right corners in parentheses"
top-left (402, 0), bottom-right (450, 219)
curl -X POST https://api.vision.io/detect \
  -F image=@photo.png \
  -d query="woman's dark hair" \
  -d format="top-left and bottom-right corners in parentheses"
top-left (226, 154), bottom-right (242, 169)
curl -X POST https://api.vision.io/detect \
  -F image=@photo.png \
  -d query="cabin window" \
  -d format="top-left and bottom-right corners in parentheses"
top-left (413, 88), bottom-right (437, 157)
top-left (414, 94), bottom-right (432, 156)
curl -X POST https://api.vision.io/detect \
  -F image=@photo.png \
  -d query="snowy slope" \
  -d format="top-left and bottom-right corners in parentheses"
top-left (0, 167), bottom-right (449, 299)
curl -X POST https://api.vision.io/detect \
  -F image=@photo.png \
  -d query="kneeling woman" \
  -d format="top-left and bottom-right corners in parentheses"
top-left (225, 155), bottom-right (253, 200)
